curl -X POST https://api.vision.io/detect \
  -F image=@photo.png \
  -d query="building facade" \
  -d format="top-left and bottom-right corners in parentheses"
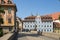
top-left (16, 17), bottom-right (22, 31)
top-left (23, 16), bottom-right (36, 31)
top-left (35, 16), bottom-right (53, 32)
top-left (0, 0), bottom-right (17, 33)
top-left (23, 15), bottom-right (53, 32)
top-left (53, 20), bottom-right (60, 33)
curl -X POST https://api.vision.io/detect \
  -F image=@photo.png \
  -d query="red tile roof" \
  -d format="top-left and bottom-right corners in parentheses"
top-left (23, 19), bottom-right (35, 22)
top-left (23, 15), bottom-right (53, 22)
top-left (45, 12), bottom-right (60, 20)
top-left (24, 16), bottom-right (36, 19)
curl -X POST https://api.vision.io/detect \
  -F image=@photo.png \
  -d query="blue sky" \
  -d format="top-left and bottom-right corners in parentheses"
top-left (13, 0), bottom-right (60, 19)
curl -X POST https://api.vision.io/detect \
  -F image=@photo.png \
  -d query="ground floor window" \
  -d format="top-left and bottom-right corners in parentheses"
top-left (50, 29), bottom-right (51, 31)
top-left (9, 27), bottom-right (12, 31)
top-left (44, 29), bottom-right (46, 32)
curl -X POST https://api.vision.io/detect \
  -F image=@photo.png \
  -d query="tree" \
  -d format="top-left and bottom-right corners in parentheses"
top-left (0, 6), bottom-right (5, 25)
top-left (0, 6), bottom-right (5, 37)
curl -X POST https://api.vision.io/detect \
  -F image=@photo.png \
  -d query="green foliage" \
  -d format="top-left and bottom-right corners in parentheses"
top-left (0, 6), bottom-right (5, 13)
top-left (0, 6), bottom-right (4, 37)
top-left (0, 28), bottom-right (3, 37)
top-left (0, 6), bottom-right (4, 24)
top-left (0, 10), bottom-right (5, 13)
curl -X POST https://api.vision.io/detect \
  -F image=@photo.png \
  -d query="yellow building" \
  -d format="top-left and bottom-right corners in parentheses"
top-left (53, 22), bottom-right (60, 33)
top-left (0, 0), bottom-right (17, 33)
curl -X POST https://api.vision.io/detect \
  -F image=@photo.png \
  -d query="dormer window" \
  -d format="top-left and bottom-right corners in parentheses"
top-left (1, 0), bottom-right (5, 4)
top-left (7, 0), bottom-right (12, 4)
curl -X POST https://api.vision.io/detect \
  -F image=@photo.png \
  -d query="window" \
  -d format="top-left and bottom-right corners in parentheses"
top-left (39, 25), bottom-right (40, 27)
top-left (47, 29), bottom-right (49, 32)
top-left (44, 29), bottom-right (46, 31)
top-left (33, 25), bottom-right (34, 27)
top-left (8, 18), bottom-right (11, 23)
top-left (47, 25), bottom-right (49, 27)
top-left (44, 25), bottom-right (46, 27)
top-left (50, 25), bottom-right (51, 27)
top-left (41, 29), bottom-right (43, 32)
top-left (28, 25), bottom-right (29, 27)
top-left (25, 25), bottom-right (26, 27)
top-left (8, 0), bottom-right (12, 4)
top-left (8, 7), bottom-right (11, 14)
top-left (1, 0), bottom-right (5, 4)
top-left (9, 27), bottom-right (12, 31)
top-left (39, 21), bottom-right (40, 23)
top-left (50, 29), bottom-right (51, 31)
top-left (41, 25), bottom-right (43, 27)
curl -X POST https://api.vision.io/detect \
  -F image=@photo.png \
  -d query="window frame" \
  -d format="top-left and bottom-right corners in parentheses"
top-left (8, 7), bottom-right (12, 14)
top-left (8, 18), bottom-right (11, 23)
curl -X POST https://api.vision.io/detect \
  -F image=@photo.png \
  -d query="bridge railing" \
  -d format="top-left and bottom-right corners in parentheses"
top-left (8, 32), bottom-right (18, 40)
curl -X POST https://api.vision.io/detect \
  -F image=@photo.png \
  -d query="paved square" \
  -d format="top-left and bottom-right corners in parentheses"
top-left (18, 32), bottom-right (58, 40)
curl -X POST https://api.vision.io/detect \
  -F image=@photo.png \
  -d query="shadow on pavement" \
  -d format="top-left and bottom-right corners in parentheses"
top-left (17, 32), bottom-right (43, 38)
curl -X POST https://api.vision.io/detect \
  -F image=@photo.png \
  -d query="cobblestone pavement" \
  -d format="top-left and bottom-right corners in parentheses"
top-left (17, 32), bottom-right (58, 40)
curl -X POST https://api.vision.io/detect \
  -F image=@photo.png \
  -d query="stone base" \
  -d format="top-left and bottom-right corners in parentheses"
top-left (2, 27), bottom-right (14, 34)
